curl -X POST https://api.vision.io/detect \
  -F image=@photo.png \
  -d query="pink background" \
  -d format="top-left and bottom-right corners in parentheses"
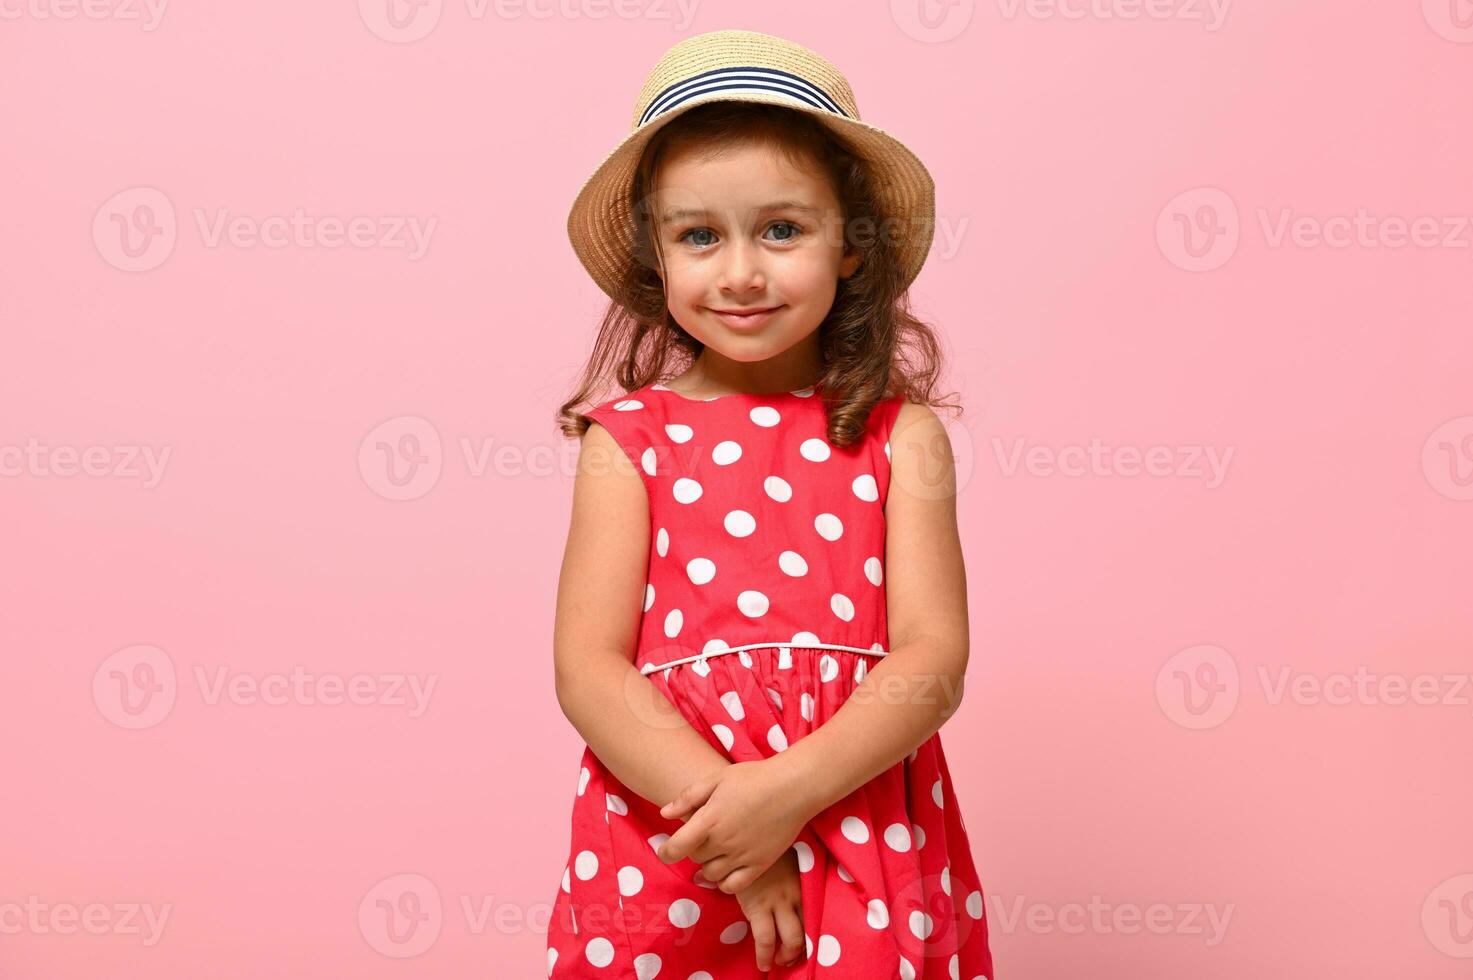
top-left (3, 2), bottom-right (1472, 977)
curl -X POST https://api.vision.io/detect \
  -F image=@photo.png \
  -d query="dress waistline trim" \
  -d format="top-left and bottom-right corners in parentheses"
top-left (640, 642), bottom-right (889, 675)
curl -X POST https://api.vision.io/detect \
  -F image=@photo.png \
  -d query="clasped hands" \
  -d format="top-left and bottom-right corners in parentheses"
top-left (655, 755), bottom-right (819, 894)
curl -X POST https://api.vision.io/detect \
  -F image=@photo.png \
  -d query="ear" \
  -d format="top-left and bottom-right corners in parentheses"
top-left (838, 246), bottom-right (862, 280)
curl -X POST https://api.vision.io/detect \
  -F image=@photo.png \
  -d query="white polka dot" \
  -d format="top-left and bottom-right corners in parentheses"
top-left (634, 952), bottom-right (662, 979)
top-left (686, 558), bottom-right (715, 585)
top-left (837, 864), bottom-right (854, 883)
top-left (656, 527), bottom-right (669, 556)
top-left (831, 593), bottom-right (855, 621)
top-left (941, 865), bottom-right (952, 895)
top-left (805, 934), bottom-right (813, 958)
top-left (966, 890), bottom-right (984, 919)
top-left (720, 921), bottom-right (748, 944)
top-left (866, 899), bottom-right (889, 928)
top-left (664, 423), bottom-right (693, 444)
top-left (577, 766), bottom-right (590, 796)
top-left (720, 691), bottom-right (745, 721)
top-left (612, 399), bottom-right (643, 412)
top-left (691, 657), bottom-right (711, 677)
top-left (814, 513), bottom-right (843, 541)
top-left (737, 591), bottom-right (769, 617)
top-left (840, 816), bottom-right (870, 844)
top-left (909, 910), bottom-right (934, 940)
top-left (724, 510), bottom-right (756, 537)
top-left (914, 823), bottom-right (927, 849)
top-left (749, 406), bottom-right (781, 427)
top-left (574, 850), bottom-right (598, 880)
top-left (672, 478), bottom-right (702, 503)
top-left (792, 841), bottom-right (814, 872)
top-left (800, 438), bottom-right (832, 462)
top-left (778, 648), bottom-right (794, 669)
top-left (932, 778), bottom-right (944, 808)
top-left (764, 475), bottom-right (793, 502)
top-left (883, 823), bottom-right (912, 852)
top-left (640, 447), bottom-right (658, 476)
top-left (711, 724), bottom-right (734, 751)
top-left (864, 556), bottom-right (883, 586)
top-left (547, 946), bottom-right (558, 975)
top-left (702, 639), bottom-right (730, 655)
top-left (643, 584), bottom-right (655, 611)
top-left (663, 608), bottom-right (682, 638)
top-left (899, 956), bottom-right (916, 980)
top-left (855, 658), bottom-right (868, 683)
top-left (852, 473), bottom-right (879, 501)
top-left (817, 933), bottom-right (841, 966)
top-left (819, 655), bottom-right (839, 682)
top-left (793, 631), bottom-right (821, 645)
top-left (618, 866), bottom-right (644, 896)
top-left (584, 936), bottom-right (615, 967)
top-left (561, 865), bottom-right (571, 892)
top-left (668, 898), bottom-right (701, 928)
top-left (767, 725), bottom-right (788, 752)
top-left (738, 650), bottom-right (753, 668)
top-left (647, 833), bottom-right (669, 852)
top-left (779, 551), bottom-right (808, 576)
top-left (767, 687), bottom-right (783, 709)
top-left (606, 793), bottom-right (628, 816)
top-left (948, 955), bottom-right (959, 980)
top-left (712, 440), bottom-right (742, 465)
top-left (885, 441), bottom-right (892, 461)
top-left (800, 692), bottom-right (814, 721)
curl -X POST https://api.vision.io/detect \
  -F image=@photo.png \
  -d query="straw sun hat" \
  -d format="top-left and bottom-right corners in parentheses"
top-left (565, 29), bottom-right (936, 301)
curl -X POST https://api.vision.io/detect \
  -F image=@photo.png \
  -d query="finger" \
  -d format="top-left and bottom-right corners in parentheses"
top-left (718, 864), bottom-right (757, 895)
top-left (749, 908), bottom-right (777, 973)
top-left (656, 816), bottom-right (711, 864)
top-left (659, 773), bottom-right (717, 819)
top-left (699, 855), bottom-right (734, 882)
top-left (774, 902), bottom-right (805, 965)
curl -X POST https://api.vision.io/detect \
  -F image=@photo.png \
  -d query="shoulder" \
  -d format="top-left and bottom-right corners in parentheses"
top-left (887, 399), bottom-right (957, 502)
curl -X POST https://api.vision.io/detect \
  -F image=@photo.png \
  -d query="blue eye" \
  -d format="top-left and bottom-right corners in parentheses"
top-left (676, 222), bottom-right (803, 249)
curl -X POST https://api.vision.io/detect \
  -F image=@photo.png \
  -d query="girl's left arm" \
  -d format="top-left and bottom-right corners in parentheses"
top-left (775, 400), bottom-right (971, 818)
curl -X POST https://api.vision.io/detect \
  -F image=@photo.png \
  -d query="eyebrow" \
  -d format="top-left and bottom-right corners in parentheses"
top-left (658, 201), bottom-right (820, 225)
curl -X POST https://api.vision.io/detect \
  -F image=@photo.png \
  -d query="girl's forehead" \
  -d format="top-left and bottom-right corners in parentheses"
top-left (652, 145), bottom-right (836, 211)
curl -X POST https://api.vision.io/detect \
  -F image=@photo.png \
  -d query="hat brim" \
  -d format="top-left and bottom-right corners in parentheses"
top-left (566, 92), bottom-right (936, 302)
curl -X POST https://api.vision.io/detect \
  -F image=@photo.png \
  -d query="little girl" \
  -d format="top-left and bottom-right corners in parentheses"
top-left (548, 30), bottom-right (995, 980)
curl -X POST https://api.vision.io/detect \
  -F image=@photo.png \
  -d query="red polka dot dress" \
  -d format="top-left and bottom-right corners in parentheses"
top-left (547, 380), bottom-right (995, 979)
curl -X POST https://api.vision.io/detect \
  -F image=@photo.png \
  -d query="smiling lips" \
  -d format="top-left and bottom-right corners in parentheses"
top-left (710, 305), bottom-right (783, 329)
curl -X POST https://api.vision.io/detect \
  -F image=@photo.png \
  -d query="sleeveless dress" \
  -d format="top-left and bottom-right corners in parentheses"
top-left (547, 380), bottom-right (995, 980)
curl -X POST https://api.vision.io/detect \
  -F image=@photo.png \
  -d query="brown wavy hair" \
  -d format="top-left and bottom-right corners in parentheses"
top-left (557, 101), bottom-right (958, 448)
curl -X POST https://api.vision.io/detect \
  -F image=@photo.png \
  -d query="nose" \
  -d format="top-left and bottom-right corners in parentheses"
top-left (717, 237), bottom-right (766, 295)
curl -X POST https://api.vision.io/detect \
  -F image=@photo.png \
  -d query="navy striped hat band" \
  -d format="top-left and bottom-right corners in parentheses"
top-left (639, 65), bottom-right (850, 128)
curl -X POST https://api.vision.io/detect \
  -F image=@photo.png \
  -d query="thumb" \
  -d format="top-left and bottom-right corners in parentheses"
top-left (660, 772), bottom-right (718, 819)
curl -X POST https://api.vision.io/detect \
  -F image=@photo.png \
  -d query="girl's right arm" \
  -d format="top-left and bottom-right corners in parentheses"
top-left (552, 420), bottom-right (732, 810)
